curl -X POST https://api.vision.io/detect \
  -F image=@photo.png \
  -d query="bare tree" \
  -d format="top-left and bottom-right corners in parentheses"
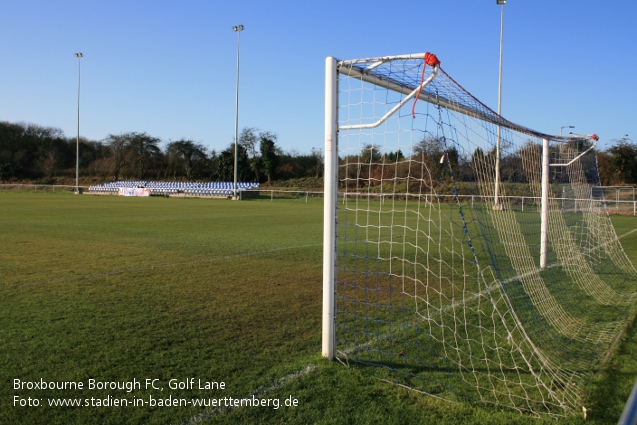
top-left (166, 139), bottom-right (208, 180)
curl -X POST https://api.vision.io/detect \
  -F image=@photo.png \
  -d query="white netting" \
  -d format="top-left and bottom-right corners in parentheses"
top-left (328, 54), bottom-right (637, 416)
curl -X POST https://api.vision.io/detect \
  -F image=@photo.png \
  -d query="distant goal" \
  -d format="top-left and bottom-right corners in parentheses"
top-left (322, 53), bottom-right (637, 417)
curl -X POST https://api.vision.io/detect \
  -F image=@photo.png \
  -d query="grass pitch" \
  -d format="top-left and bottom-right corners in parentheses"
top-left (1, 192), bottom-right (636, 424)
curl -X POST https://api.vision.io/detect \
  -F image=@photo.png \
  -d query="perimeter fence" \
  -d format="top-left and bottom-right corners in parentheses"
top-left (0, 184), bottom-right (85, 194)
top-left (2, 184), bottom-right (636, 215)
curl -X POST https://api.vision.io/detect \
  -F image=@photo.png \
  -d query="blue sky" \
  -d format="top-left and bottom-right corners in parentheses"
top-left (1, 0), bottom-right (635, 154)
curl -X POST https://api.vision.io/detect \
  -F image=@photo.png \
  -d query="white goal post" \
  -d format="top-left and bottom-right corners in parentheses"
top-left (322, 52), bottom-right (637, 417)
top-left (322, 56), bottom-right (338, 360)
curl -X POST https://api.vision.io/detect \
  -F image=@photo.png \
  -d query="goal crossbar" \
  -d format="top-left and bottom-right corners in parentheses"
top-left (338, 58), bottom-right (592, 144)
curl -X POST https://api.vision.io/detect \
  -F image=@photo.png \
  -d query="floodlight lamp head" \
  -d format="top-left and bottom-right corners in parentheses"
top-left (232, 25), bottom-right (244, 32)
top-left (75, 52), bottom-right (83, 58)
top-left (496, 0), bottom-right (506, 4)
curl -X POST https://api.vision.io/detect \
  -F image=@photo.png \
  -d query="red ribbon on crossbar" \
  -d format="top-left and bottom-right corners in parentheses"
top-left (412, 52), bottom-right (441, 119)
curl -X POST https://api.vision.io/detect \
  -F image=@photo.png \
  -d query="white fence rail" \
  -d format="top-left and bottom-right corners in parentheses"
top-left (0, 184), bottom-right (87, 193)
top-left (1, 184), bottom-right (636, 215)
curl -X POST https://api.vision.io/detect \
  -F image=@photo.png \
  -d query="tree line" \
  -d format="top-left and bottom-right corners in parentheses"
top-left (0, 122), bottom-right (323, 184)
top-left (344, 136), bottom-right (637, 190)
top-left (0, 120), bottom-right (634, 187)
top-left (597, 137), bottom-right (637, 185)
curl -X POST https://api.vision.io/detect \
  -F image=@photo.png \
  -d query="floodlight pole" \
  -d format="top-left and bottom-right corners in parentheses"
top-left (560, 125), bottom-right (574, 136)
top-left (232, 25), bottom-right (244, 200)
top-left (74, 52), bottom-right (83, 195)
top-left (494, 0), bottom-right (505, 210)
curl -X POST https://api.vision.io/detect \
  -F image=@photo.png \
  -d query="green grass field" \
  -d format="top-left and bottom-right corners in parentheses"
top-left (1, 192), bottom-right (637, 424)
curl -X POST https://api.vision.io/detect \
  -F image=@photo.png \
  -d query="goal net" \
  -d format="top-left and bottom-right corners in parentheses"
top-left (322, 53), bottom-right (637, 417)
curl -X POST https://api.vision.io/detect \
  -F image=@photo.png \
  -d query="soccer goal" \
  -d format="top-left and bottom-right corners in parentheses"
top-left (322, 53), bottom-right (637, 417)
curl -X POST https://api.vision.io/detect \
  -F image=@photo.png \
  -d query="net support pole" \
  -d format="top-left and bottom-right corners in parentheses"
top-left (322, 56), bottom-right (337, 359)
top-left (540, 137), bottom-right (549, 268)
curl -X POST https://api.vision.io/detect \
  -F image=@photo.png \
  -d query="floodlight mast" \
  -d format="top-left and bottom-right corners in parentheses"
top-left (494, 0), bottom-right (506, 210)
top-left (232, 25), bottom-right (244, 199)
top-left (74, 52), bottom-right (83, 195)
